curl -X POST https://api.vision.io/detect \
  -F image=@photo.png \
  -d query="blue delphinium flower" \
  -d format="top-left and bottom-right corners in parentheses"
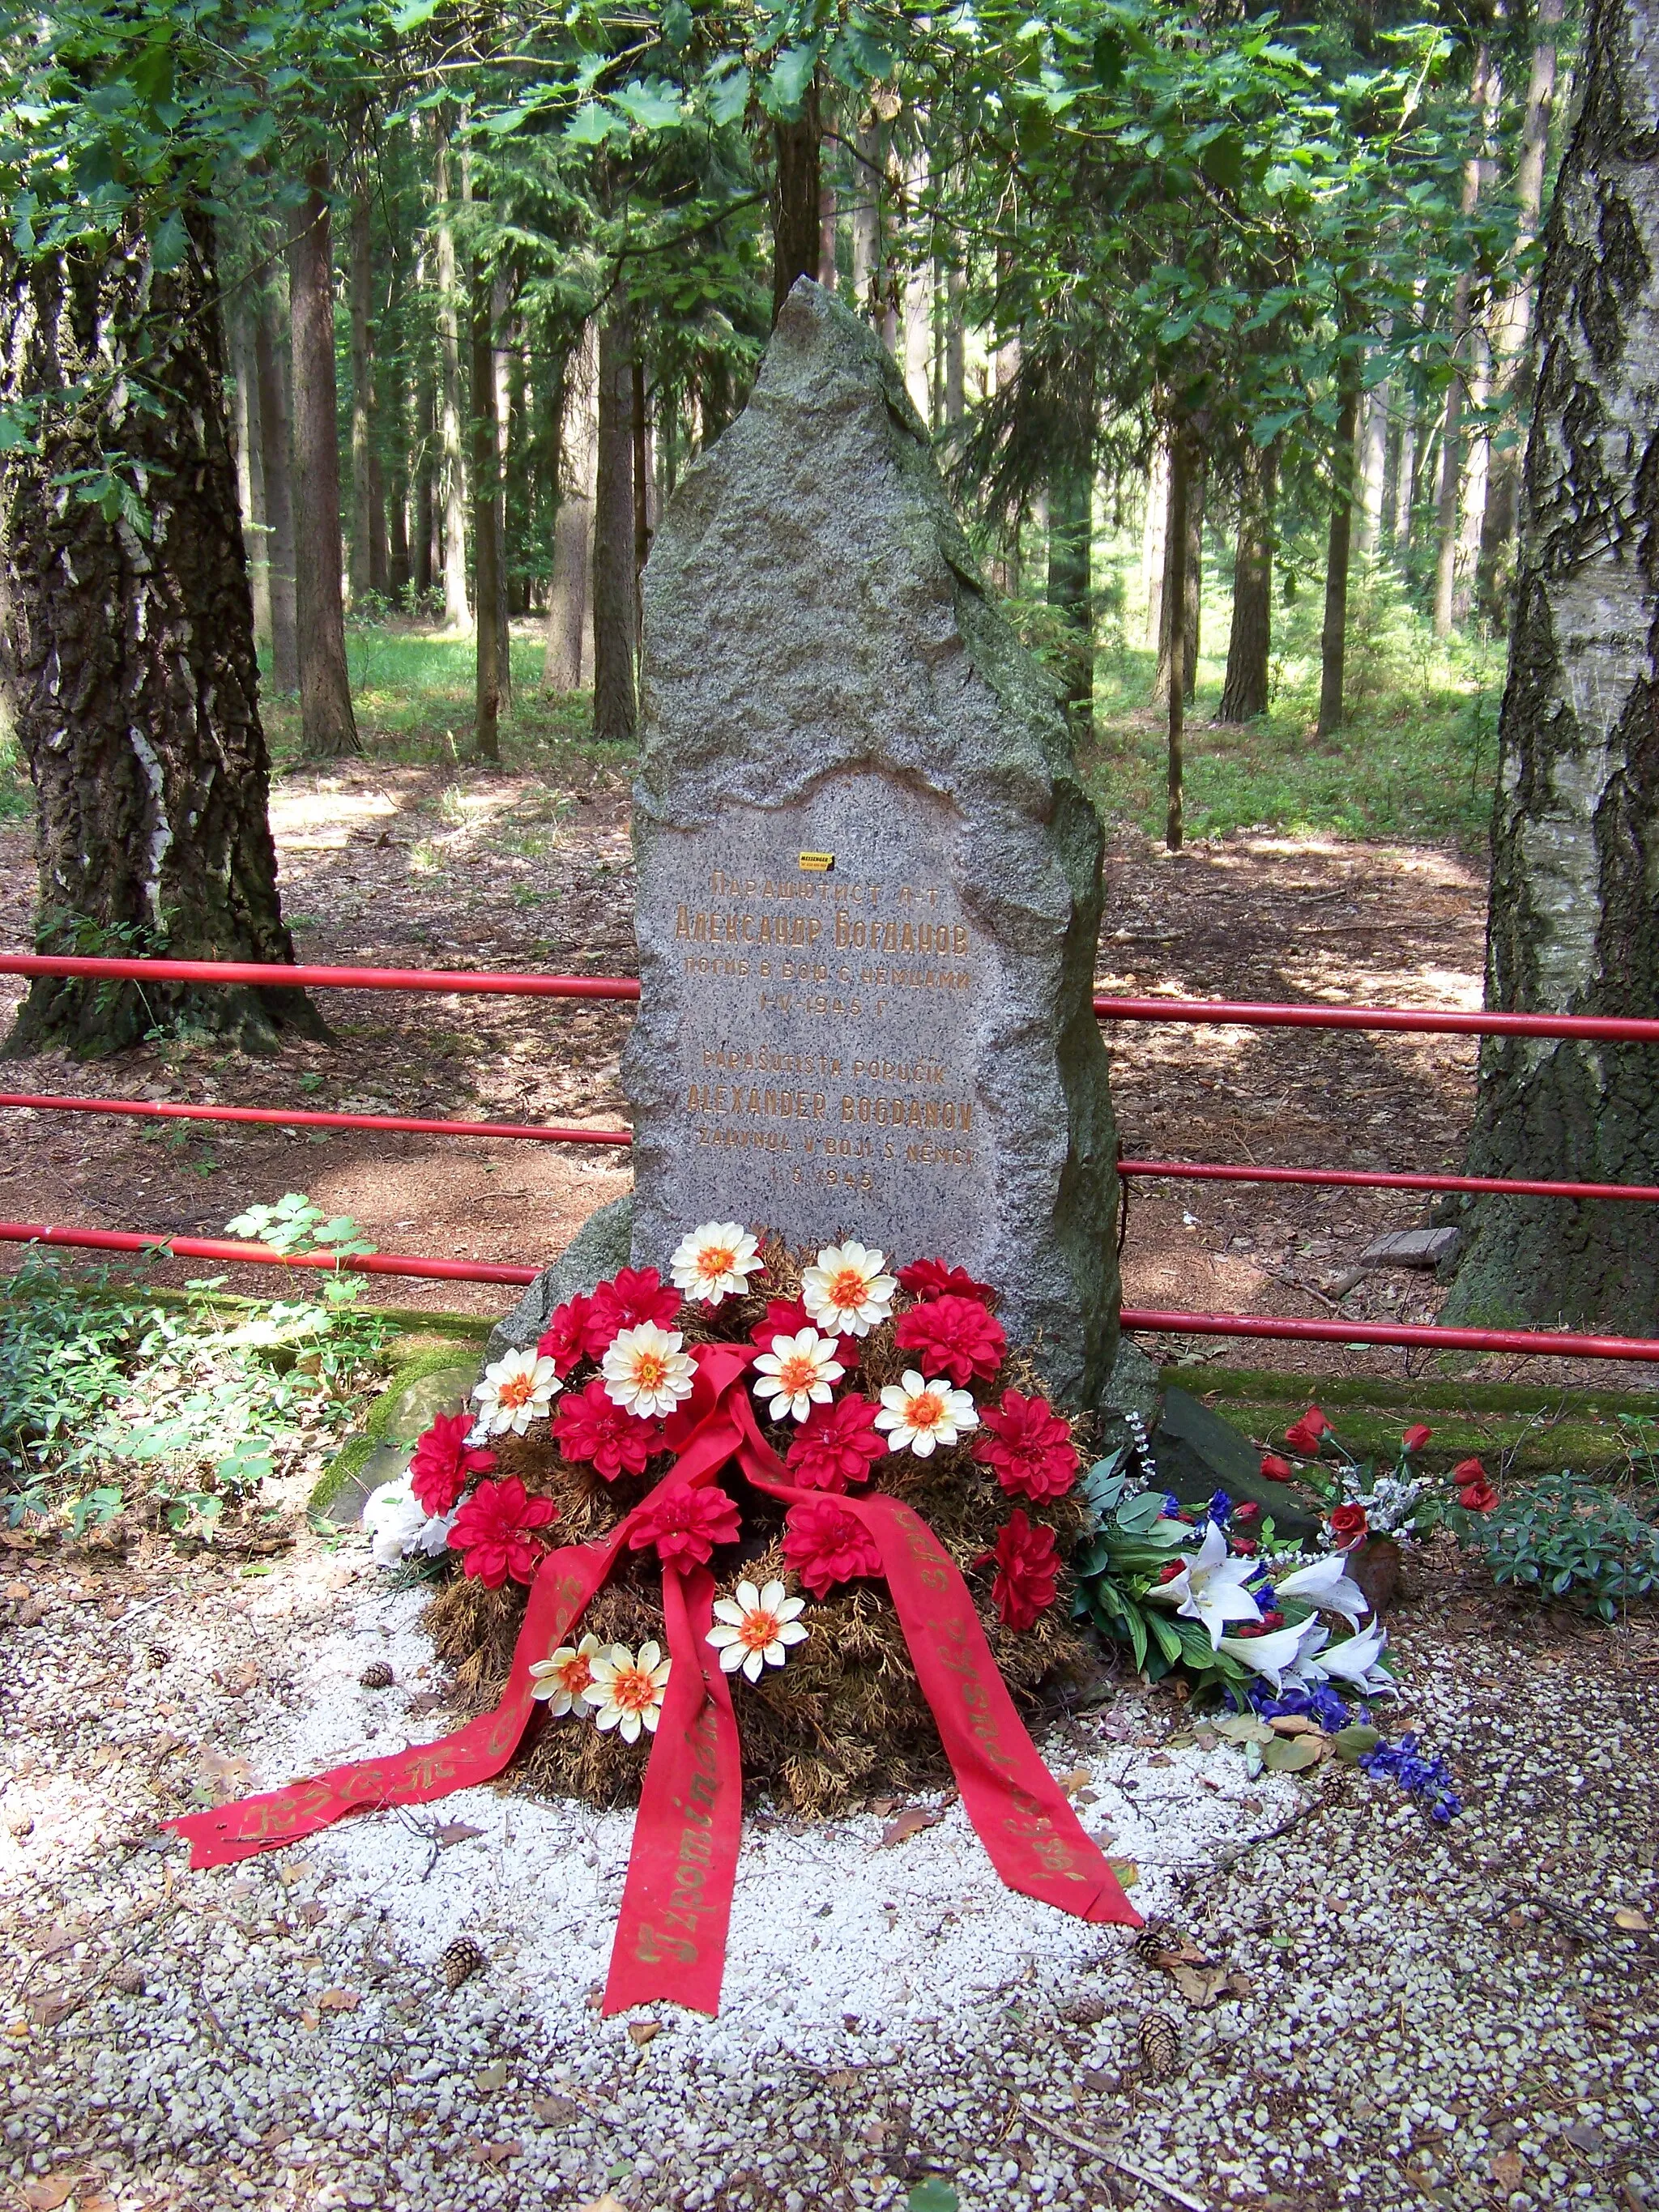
top-left (1244, 1680), bottom-right (1354, 1733)
top-left (1208, 1489), bottom-right (1232, 1526)
top-left (1361, 1733), bottom-right (1461, 1822)
top-left (1252, 1579), bottom-right (1277, 1611)
top-left (1162, 1493), bottom-right (1184, 1520)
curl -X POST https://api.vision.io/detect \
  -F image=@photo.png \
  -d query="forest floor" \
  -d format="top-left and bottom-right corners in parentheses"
top-left (1, 641), bottom-right (1648, 1394)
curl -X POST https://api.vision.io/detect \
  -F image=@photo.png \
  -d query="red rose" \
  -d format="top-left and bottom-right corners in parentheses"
top-left (751, 1296), bottom-right (859, 1372)
top-left (584, 1267), bottom-right (680, 1357)
top-left (893, 1294), bottom-right (1007, 1386)
top-left (1233, 1500), bottom-right (1261, 1521)
top-left (1401, 1423), bottom-right (1433, 1453)
top-left (408, 1411), bottom-right (496, 1517)
top-left (1328, 1502), bottom-right (1369, 1549)
top-left (1283, 1407), bottom-right (1331, 1455)
top-left (1451, 1455), bottom-right (1486, 1483)
top-left (1458, 1477), bottom-right (1499, 1513)
top-left (552, 1378), bottom-right (664, 1481)
top-left (1157, 1559), bottom-right (1185, 1584)
top-left (1230, 1536), bottom-right (1260, 1556)
top-left (626, 1481), bottom-right (741, 1571)
top-left (784, 1394), bottom-right (885, 1491)
top-left (537, 1294), bottom-right (593, 1379)
top-left (972, 1388), bottom-right (1079, 1502)
top-left (446, 1477), bottom-right (557, 1588)
top-left (895, 1258), bottom-right (995, 1305)
top-left (783, 1497), bottom-right (883, 1600)
top-left (1259, 1609), bottom-right (1285, 1630)
top-left (1259, 1454), bottom-right (1294, 1481)
top-left (987, 1510), bottom-right (1060, 1631)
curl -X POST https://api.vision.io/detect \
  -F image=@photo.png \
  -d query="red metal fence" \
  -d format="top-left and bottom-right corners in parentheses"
top-left (5, 951), bottom-right (1657, 1363)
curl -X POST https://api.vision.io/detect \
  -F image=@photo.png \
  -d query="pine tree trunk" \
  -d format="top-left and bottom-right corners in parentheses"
top-left (415, 366), bottom-right (436, 598)
top-left (1219, 442), bottom-right (1276, 722)
top-left (1444, 0), bottom-right (1659, 1332)
top-left (434, 135), bottom-right (470, 632)
top-left (470, 275), bottom-right (502, 761)
top-left (1317, 361), bottom-right (1360, 738)
top-left (253, 286), bottom-right (299, 692)
top-left (1164, 424), bottom-right (1192, 854)
top-left (1154, 437), bottom-right (1205, 705)
top-left (1142, 433), bottom-right (1168, 649)
top-left (288, 169), bottom-right (360, 758)
top-left (348, 181), bottom-right (375, 606)
top-left (229, 299), bottom-right (272, 649)
top-left (545, 326), bottom-right (595, 692)
top-left (772, 79), bottom-right (822, 325)
top-left (0, 219), bottom-right (323, 1055)
top-left (1047, 446), bottom-right (1093, 739)
top-left (1434, 47), bottom-right (1493, 638)
top-left (591, 306), bottom-right (637, 744)
top-left (817, 181), bottom-right (838, 289)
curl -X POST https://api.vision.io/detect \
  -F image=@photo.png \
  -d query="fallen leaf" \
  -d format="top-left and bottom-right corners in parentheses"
top-left (1107, 1856), bottom-right (1140, 1889)
top-left (435, 1822), bottom-right (485, 1847)
top-left (881, 1806), bottom-right (945, 1848)
top-left (1211, 1716), bottom-right (1273, 1746)
top-left (1267, 1714), bottom-right (1316, 1737)
top-left (823, 2069), bottom-right (863, 2091)
top-left (469, 2138), bottom-right (522, 2167)
top-left (1058, 1767), bottom-right (1092, 1796)
top-left (316, 1988), bottom-right (359, 2012)
top-left (1489, 2149), bottom-right (1525, 2188)
top-left (475, 2060), bottom-right (509, 2091)
top-left (1225, 1970), bottom-right (1253, 1999)
top-left (197, 1750), bottom-right (254, 1801)
top-left (869, 1796), bottom-right (898, 1817)
top-left (1152, 1942), bottom-right (1213, 1971)
top-left (21, 2177), bottom-right (78, 2210)
top-left (625, 2019), bottom-right (661, 2048)
top-left (406, 1691), bottom-right (447, 1717)
top-left (575, 2197), bottom-right (631, 2212)
top-left (1563, 2121), bottom-right (1605, 2154)
top-left (1167, 1963), bottom-right (1232, 2010)
top-left (213, 1662), bottom-right (260, 1698)
top-left (1612, 1907), bottom-right (1650, 1933)
top-left (298, 2009), bottom-right (321, 2030)
top-left (3, 1579), bottom-right (31, 1601)
top-left (532, 2094), bottom-right (577, 2125)
top-left (1333, 1724), bottom-right (1382, 1763)
top-left (27, 1994), bottom-right (78, 2028)
top-left (1260, 1735), bottom-right (1321, 1773)
top-left (297, 1901), bottom-right (326, 1927)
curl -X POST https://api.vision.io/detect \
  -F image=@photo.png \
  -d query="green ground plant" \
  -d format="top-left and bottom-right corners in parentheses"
top-left (1456, 1469), bottom-right (1659, 1621)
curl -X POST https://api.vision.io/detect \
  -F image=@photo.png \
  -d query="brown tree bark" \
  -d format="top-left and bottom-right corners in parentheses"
top-left (1047, 445), bottom-right (1093, 739)
top-left (1154, 437), bottom-right (1205, 705)
top-left (1218, 442), bottom-right (1277, 723)
top-left (1164, 424), bottom-right (1192, 854)
top-left (253, 285), bottom-right (299, 692)
top-left (348, 180), bottom-right (375, 604)
top-left (0, 219), bottom-right (323, 1055)
top-left (1444, 0), bottom-right (1659, 1332)
top-left (433, 133), bottom-right (470, 632)
top-left (545, 325), bottom-right (595, 692)
top-left (1433, 45), bottom-right (1493, 637)
top-left (1317, 357), bottom-right (1361, 738)
top-left (772, 79), bottom-right (823, 325)
top-left (287, 168), bottom-right (360, 757)
top-left (470, 273), bottom-right (503, 761)
top-left (591, 306), bottom-right (637, 744)
top-left (415, 363), bottom-right (436, 598)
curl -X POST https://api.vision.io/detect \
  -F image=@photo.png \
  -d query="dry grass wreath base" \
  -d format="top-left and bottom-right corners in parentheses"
top-left (420, 1249), bottom-right (1098, 1820)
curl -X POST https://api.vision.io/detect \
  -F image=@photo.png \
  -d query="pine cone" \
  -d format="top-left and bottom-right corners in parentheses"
top-left (1137, 2010), bottom-right (1179, 2081)
top-left (1132, 1916), bottom-right (1177, 1962)
top-left (359, 1661), bottom-right (394, 1690)
top-left (439, 1936), bottom-right (487, 1993)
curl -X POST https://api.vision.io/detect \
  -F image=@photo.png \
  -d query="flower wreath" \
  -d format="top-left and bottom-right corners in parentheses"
top-left (173, 1225), bottom-right (1143, 2014)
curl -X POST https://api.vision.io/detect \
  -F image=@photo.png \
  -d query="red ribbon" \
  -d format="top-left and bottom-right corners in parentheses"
top-left (168, 1340), bottom-right (1138, 2014)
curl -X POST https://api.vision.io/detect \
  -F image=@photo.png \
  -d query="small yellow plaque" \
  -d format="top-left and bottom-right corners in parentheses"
top-left (798, 851), bottom-right (835, 872)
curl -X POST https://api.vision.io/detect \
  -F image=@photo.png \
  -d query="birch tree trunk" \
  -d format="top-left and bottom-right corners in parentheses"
top-left (229, 299), bottom-right (272, 649)
top-left (0, 219), bottom-right (321, 1055)
top-left (1444, 0), bottom-right (1659, 1332)
top-left (1433, 47), bottom-right (1493, 638)
top-left (287, 168), bottom-right (360, 757)
top-left (1355, 382), bottom-right (1388, 560)
top-left (253, 285), bottom-right (299, 691)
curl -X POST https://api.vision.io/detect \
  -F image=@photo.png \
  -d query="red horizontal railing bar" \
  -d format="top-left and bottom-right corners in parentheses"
top-left (6, 954), bottom-right (1659, 1042)
top-left (1120, 1306), bottom-right (1659, 1362)
top-left (0, 1222), bottom-right (536, 1286)
top-left (1120, 1159), bottom-right (1659, 1204)
top-left (0, 954), bottom-right (639, 1002)
top-left (0, 1092), bottom-right (633, 1146)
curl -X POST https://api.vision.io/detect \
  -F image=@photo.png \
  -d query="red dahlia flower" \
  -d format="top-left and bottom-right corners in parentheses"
top-left (893, 1294), bottom-right (1007, 1385)
top-left (750, 1296), bottom-right (859, 1371)
top-left (1458, 1477), bottom-right (1499, 1513)
top-left (1283, 1407), bottom-right (1332, 1455)
top-left (1259, 1453), bottom-right (1294, 1481)
top-left (1401, 1423), bottom-right (1433, 1453)
top-left (784, 1393), bottom-right (885, 1490)
top-left (447, 1477), bottom-right (557, 1588)
top-left (537, 1294), bottom-right (593, 1379)
top-left (584, 1268), bottom-right (681, 1357)
top-left (895, 1258), bottom-right (994, 1305)
top-left (1328, 1502), bottom-right (1369, 1548)
top-left (972, 1388), bottom-right (1078, 1502)
top-left (783, 1497), bottom-right (882, 1599)
top-left (408, 1412), bottom-right (496, 1517)
top-left (988, 1510), bottom-right (1060, 1631)
top-left (552, 1378), bottom-right (664, 1481)
top-left (626, 1481), bottom-right (741, 1571)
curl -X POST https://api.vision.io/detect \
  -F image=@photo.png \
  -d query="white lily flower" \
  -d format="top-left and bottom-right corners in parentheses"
top-left (1299, 1617), bottom-right (1397, 1696)
top-left (1273, 1551), bottom-right (1372, 1626)
top-left (1218, 1616), bottom-right (1324, 1694)
top-left (1145, 1519), bottom-right (1263, 1649)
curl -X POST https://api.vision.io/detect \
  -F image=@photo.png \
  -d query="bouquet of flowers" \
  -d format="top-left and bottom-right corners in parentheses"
top-left (1261, 1404), bottom-right (1499, 1545)
top-left (365, 1225), bottom-right (1096, 1814)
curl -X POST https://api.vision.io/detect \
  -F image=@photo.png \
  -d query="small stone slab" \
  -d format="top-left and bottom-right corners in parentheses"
top-left (1360, 1226), bottom-right (1462, 1270)
top-left (324, 1442), bottom-right (412, 1527)
top-left (1152, 1386), bottom-right (1324, 1543)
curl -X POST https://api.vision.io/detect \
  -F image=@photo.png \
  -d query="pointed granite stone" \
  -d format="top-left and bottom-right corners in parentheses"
top-left (621, 279), bottom-right (1120, 1406)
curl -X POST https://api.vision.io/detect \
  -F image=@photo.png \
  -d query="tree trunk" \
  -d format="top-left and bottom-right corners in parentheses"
top-left (591, 306), bottom-right (637, 744)
top-left (1154, 437), bottom-right (1205, 705)
top-left (0, 219), bottom-right (323, 1055)
top-left (1219, 442), bottom-right (1276, 722)
top-left (1434, 46), bottom-right (1493, 637)
top-left (1355, 382), bottom-right (1388, 560)
top-left (470, 275), bottom-right (502, 761)
top-left (288, 168), bottom-right (360, 757)
top-left (771, 79), bottom-right (822, 325)
top-left (434, 135), bottom-right (470, 632)
top-left (348, 180), bottom-right (376, 606)
top-left (253, 286), bottom-right (299, 692)
top-left (851, 122), bottom-right (884, 324)
top-left (633, 356), bottom-right (651, 654)
top-left (1444, 0), bottom-right (1659, 1332)
top-left (1317, 358), bottom-right (1361, 737)
top-left (1142, 433), bottom-right (1168, 649)
top-left (1165, 424), bottom-right (1192, 854)
top-left (545, 324), bottom-right (595, 692)
top-left (415, 364), bottom-right (436, 598)
top-left (944, 266), bottom-right (966, 424)
top-left (817, 181), bottom-right (838, 289)
top-left (229, 298), bottom-right (272, 649)
top-left (1047, 445), bottom-right (1093, 739)
top-left (1392, 388), bottom-right (1416, 552)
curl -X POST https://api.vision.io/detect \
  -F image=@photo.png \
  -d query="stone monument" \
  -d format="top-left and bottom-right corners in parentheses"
top-left (500, 279), bottom-right (1122, 1407)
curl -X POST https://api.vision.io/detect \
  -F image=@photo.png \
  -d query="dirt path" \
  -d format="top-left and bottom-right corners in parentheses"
top-left (5, 768), bottom-right (1605, 1383)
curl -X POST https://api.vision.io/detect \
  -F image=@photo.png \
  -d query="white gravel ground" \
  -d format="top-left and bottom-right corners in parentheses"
top-left (2, 1535), bottom-right (1657, 2212)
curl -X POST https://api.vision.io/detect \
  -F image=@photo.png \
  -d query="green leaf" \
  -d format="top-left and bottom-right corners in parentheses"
top-left (764, 44), bottom-right (819, 117)
top-left (906, 2186), bottom-right (959, 2212)
top-left (1260, 1733), bottom-right (1321, 1772)
top-left (390, 0), bottom-right (443, 28)
top-left (611, 79), bottom-right (684, 132)
top-left (1117, 1490), bottom-right (1171, 1535)
top-left (1332, 1724), bottom-right (1380, 1763)
top-left (149, 210), bottom-right (188, 273)
top-left (661, 0), bottom-right (693, 49)
top-left (706, 63), bottom-right (751, 128)
top-left (565, 102), bottom-right (621, 147)
top-left (1146, 1610), bottom-right (1183, 1664)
